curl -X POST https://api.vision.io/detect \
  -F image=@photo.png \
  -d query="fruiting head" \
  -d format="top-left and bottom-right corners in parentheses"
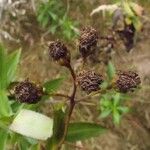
top-left (79, 26), bottom-right (98, 58)
top-left (49, 40), bottom-right (70, 66)
top-left (115, 71), bottom-right (141, 93)
top-left (14, 80), bottom-right (43, 104)
top-left (77, 70), bottom-right (103, 93)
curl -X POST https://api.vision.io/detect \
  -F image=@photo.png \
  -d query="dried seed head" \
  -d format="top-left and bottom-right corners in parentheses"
top-left (14, 80), bottom-right (43, 104)
top-left (77, 70), bottom-right (103, 93)
top-left (49, 40), bottom-right (70, 66)
top-left (79, 27), bottom-right (98, 58)
top-left (116, 71), bottom-right (141, 93)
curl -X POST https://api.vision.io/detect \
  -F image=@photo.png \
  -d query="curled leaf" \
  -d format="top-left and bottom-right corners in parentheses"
top-left (90, 4), bottom-right (119, 16)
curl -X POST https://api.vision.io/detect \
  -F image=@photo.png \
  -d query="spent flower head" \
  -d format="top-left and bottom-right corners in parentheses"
top-left (14, 80), bottom-right (43, 104)
top-left (79, 26), bottom-right (98, 58)
top-left (77, 70), bottom-right (103, 93)
top-left (48, 40), bottom-right (70, 66)
top-left (115, 71), bottom-right (141, 93)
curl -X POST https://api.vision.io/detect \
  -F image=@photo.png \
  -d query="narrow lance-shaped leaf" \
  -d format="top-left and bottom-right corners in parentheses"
top-left (113, 109), bottom-right (121, 125)
top-left (0, 129), bottom-right (8, 150)
top-left (106, 61), bottom-right (116, 81)
top-left (19, 138), bottom-right (30, 150)
top-left (100, 109), bottom-right (112, 118)
top-left (66, 122), bottom-right (106, 142)
top-left (29, 144), bottom-right (40, 150)
top-left (0, 90), bottom-right (12, 117)
top-left (122, 1), bottom-right (135, 17)
top-left (0, 44), bottom-right (7, 90)
top-left (43, 77), bottom-right (64, 93)
top-left (6, 49), bottom-right (21, 85)
top-left (113, 92), bottom-right (121, 106)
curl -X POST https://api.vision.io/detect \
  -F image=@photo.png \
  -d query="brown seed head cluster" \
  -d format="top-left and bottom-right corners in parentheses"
top-left (116, 71), bottom-right (141, 93)
top-left (14, 80), bottom-right (43, 104)
top-left (49, 40), bottom-right (70, 66)
top-left (77, 70), bottom-right (103, 93)
top-left (79, 27), bottom-right (98, 58)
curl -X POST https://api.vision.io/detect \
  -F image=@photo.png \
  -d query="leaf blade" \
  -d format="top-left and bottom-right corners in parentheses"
top-left (0, 90), bottom-right (12, 117)
top-left (6, 49), bottom-right (21, 85)
top-left (43, 78), bottom-right (64, 93)
top-left (106, 61), bottom-right (116, 81)
top-left (0, 44), bottom-right (7, 90)
top-left (0, 129), bottom-right (8, 150)
top-left (66, 122), bottom-right (106, 142)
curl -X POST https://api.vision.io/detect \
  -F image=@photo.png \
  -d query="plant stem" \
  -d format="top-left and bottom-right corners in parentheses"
top-left (68, 64), bottom-right (77, 115)
top-left (57, 64), bottom-right (77, 149)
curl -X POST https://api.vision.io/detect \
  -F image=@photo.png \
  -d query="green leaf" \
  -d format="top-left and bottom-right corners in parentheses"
top-left (113, 92), bottom-right (121, 106)
top-left (41, 16), bottom-right (49, 28)
top-left (0, 129), bottom-right (8, 150)
top-left (43, 78), bottom-right (64, 93)
top-left (0, 90), bottom-right (12, 117)
top-left (46, 109), bottom-right (66, 150)
top-left (25, 137), bottom-right (38, 145)
top-left (49, 25), bottom-right (58, 34)
top-left (113, 110), bottom-right (121, 125)
top-left (106, 61), bottom-right (116, 81)
top-left (29, 144), bottom-right (40, 150)
top-left (100, 109), bottom-right (112, 118)
top-left (6, 49), bottom-right (21, 85)
top-left (0, 44), bottom-right (7, 90)
top-left (123, 1), bottom-right (135, 17)
top-left (0, 46), bottom-right (21, 90)
top-left (100, 81), bottom-right (108, 89)
top-left (132, 16), bottom-right (142, 32)
top-left (48, 12), bottom-right (58, 21)
top-left (118, 106), bottom-right (129, 114)
top-left (19, 138), bottom-right (30, 150)
top-left (66, 122), bottom-right (106, 142)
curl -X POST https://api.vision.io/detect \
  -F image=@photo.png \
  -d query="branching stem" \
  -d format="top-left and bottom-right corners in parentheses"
top-left (57, 64), bottom-right (77, 149)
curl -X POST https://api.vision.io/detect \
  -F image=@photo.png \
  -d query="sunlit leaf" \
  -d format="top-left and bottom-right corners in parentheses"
top-left (123, 1), bottom-right (135, 17)
top-left (10, 109), bottom-right (53, 140)
top-left (66, 122), bottom-right (106, 142)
